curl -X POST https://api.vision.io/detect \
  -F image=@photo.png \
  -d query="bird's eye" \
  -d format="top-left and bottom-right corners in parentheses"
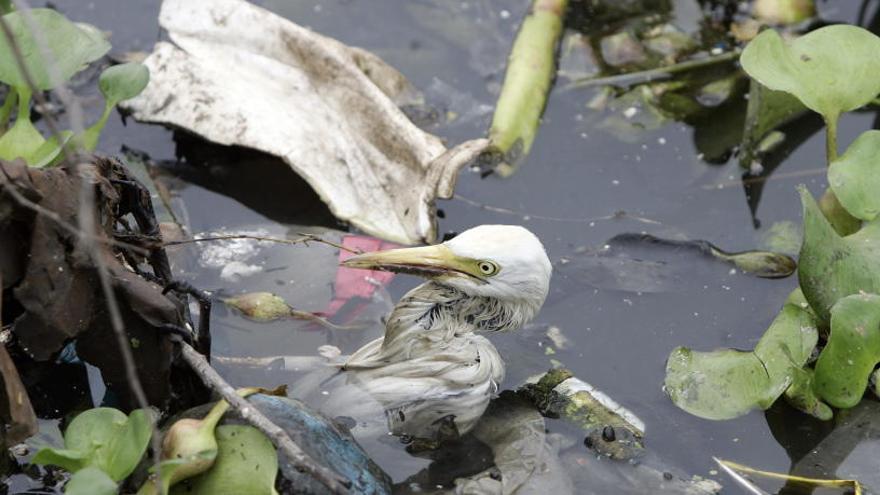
top-left (477, 260), bottom-right (499, 276)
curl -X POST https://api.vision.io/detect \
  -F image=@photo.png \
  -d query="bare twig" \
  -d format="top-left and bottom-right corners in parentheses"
top-left (213, 354), bottom-right (330, 371)
top-left (296, 232), bottom-right (362, 253)
top-left (700, 166), bottom-right (825, 190)
top-left (175, 339), bottom-right (351, 494)
top-left (454, 193), bottom-right (662, 225)
top-left (565, 49), bottom-right (742, 90)
top-left (164, 233), bottom-right (361, 254)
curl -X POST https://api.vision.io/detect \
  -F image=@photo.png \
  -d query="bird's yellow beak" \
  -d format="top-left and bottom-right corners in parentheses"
top-left (341, 244), bottom-right (485, 282)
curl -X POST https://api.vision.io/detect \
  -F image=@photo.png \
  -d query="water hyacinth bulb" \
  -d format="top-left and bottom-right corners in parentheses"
top-left (138, 387), bottom-right (267, 494)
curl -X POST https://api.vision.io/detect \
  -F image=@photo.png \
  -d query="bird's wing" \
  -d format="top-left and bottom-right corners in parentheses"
top-left (329, 333), bottom-right (505, 438)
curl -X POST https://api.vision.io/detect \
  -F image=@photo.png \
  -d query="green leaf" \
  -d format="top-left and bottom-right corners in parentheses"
top-left (783, 367), bottom-right (833, 420)
top-left (0, 9), bottom-right (110, 90)
top-left (99, 63), bottom-right (149, 106)
top-left (27, 130), bottom-right (72, 168)
top-left (828, 130), bottom-right (880, 221)
top-left (0, 112), bottom-right (44, 161)
top-left (814, 293), bottom-right (880, 408)
top-left (171, 425), bottom-right (278, 495)
top-left (740, 26), bottom-right (880, 122)
top-left (64, 467), bottom-right (116, 495)
top-left (797, 186), bottom-right (880, 322)
top-left (664, 294), bottom-right (819, 420)
top-left (105, 408), bottom-right (154, 481)
top-left (81, 63), bottom-right (149, 151)
top-left (36, 408), bottom-right (153, 482)
top-left (0, 87), bottom-right (44, 162)
top-left (32, 447), bottom-right (89, 473)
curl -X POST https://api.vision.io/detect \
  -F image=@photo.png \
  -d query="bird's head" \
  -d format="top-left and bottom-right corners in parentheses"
top-left (342, 225), bottom-right (552, 316)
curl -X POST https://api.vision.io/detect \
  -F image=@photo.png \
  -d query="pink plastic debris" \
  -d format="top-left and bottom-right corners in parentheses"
top-left (324, 235), bottom-right (398, 317)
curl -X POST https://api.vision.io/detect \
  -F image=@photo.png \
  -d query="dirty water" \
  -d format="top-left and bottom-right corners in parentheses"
top-left (23, 0), bottom-right (880, 493)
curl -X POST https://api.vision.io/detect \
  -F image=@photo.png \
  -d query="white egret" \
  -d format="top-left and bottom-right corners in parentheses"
top-left (324, 225), bottom-right (552, 441)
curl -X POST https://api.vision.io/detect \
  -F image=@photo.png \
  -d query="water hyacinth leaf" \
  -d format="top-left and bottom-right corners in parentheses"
top-left (783, 367), bottom-right (832, 420)
top-left (797, 186), bottom-right (880, 323)
top-left (666, 348), bottom-right (774, 420)
top-left (829, 130), bottom-right (880, 221)
top-left (27, 131), bottom-right (72, 168)
top-left (818, 188), bottom-right (861, 236)
top-left (81, 63), bottom-right (151, 150)
top-left (99, 63), bottom-right (150, 105)
top-left (814, 293), bottom-right (880, 408)
top-left (34, 408), bottom-right (153, 482)
top-left (665, 298), bottom-right (818, 420)
top-left (0, 111), bottom-right (44, 161)
top-left (0, 9), bottom-right (109, 90)
top-left (64, 467), bottom-right (117, 495)
top-left (170, 425), bottom-right (278, 495)
top-left (740, 26), bottom-right (880, 122)
top-left (31, 448), bottom-right (89, 474)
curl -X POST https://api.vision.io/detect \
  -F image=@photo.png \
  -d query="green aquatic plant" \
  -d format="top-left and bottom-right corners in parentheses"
top-left (32, 408), bottom-right (154, 495)
top-left (665, 24), bottom-right (880, 421)
top-left (0, 8), bottom-right (148, 166)
top-left (137, 387), bottom-right (279, 495)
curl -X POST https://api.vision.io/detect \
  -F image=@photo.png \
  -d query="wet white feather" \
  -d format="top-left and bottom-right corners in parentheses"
top-left (326, 225), bottom-right (552, 439)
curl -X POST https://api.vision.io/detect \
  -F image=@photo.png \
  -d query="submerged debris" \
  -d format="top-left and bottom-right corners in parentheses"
top-left (608, 233), bottom-right (797, 279)
top-left (0, 157), bottom-right (207, 410)
top-left (519, 368), bottom-right (645, 460)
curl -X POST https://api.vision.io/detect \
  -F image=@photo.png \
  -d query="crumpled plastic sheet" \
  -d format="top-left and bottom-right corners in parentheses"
top-left (123, 0), bottom-right (488, 245)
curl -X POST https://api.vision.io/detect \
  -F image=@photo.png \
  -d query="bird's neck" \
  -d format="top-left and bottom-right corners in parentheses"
top-left (379, 281), bottom-right (533, 354)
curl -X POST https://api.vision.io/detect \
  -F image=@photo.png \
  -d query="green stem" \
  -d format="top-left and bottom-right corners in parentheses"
top-left (0, 87), bottom-right (16, 131)
top-left (487, 0), bottom-right (568, 177)
top-left (16, 86), bottom-right (30, 123)
top-left (81, 103), bottom-right (112, 151)
top-left (566, 49), bottom-right (742, 90)
top-left (825, 114), bottom-right (838, 164)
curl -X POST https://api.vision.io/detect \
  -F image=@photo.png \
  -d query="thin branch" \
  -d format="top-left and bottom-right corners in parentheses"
top-left (295, 232), bottom-right (362, 253)
top-left (700, 166), bottom-right (825, 190)
top-left (175, 339), bottom-right (351, 494)
top-left (164, 233), bottom-right (361, 254)
top-left (213, 354), bottom-right (329, 371)
top-left (454, 193), bottom-right (662, 225)
top-left (564, 49), bottom-right (742, 90)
